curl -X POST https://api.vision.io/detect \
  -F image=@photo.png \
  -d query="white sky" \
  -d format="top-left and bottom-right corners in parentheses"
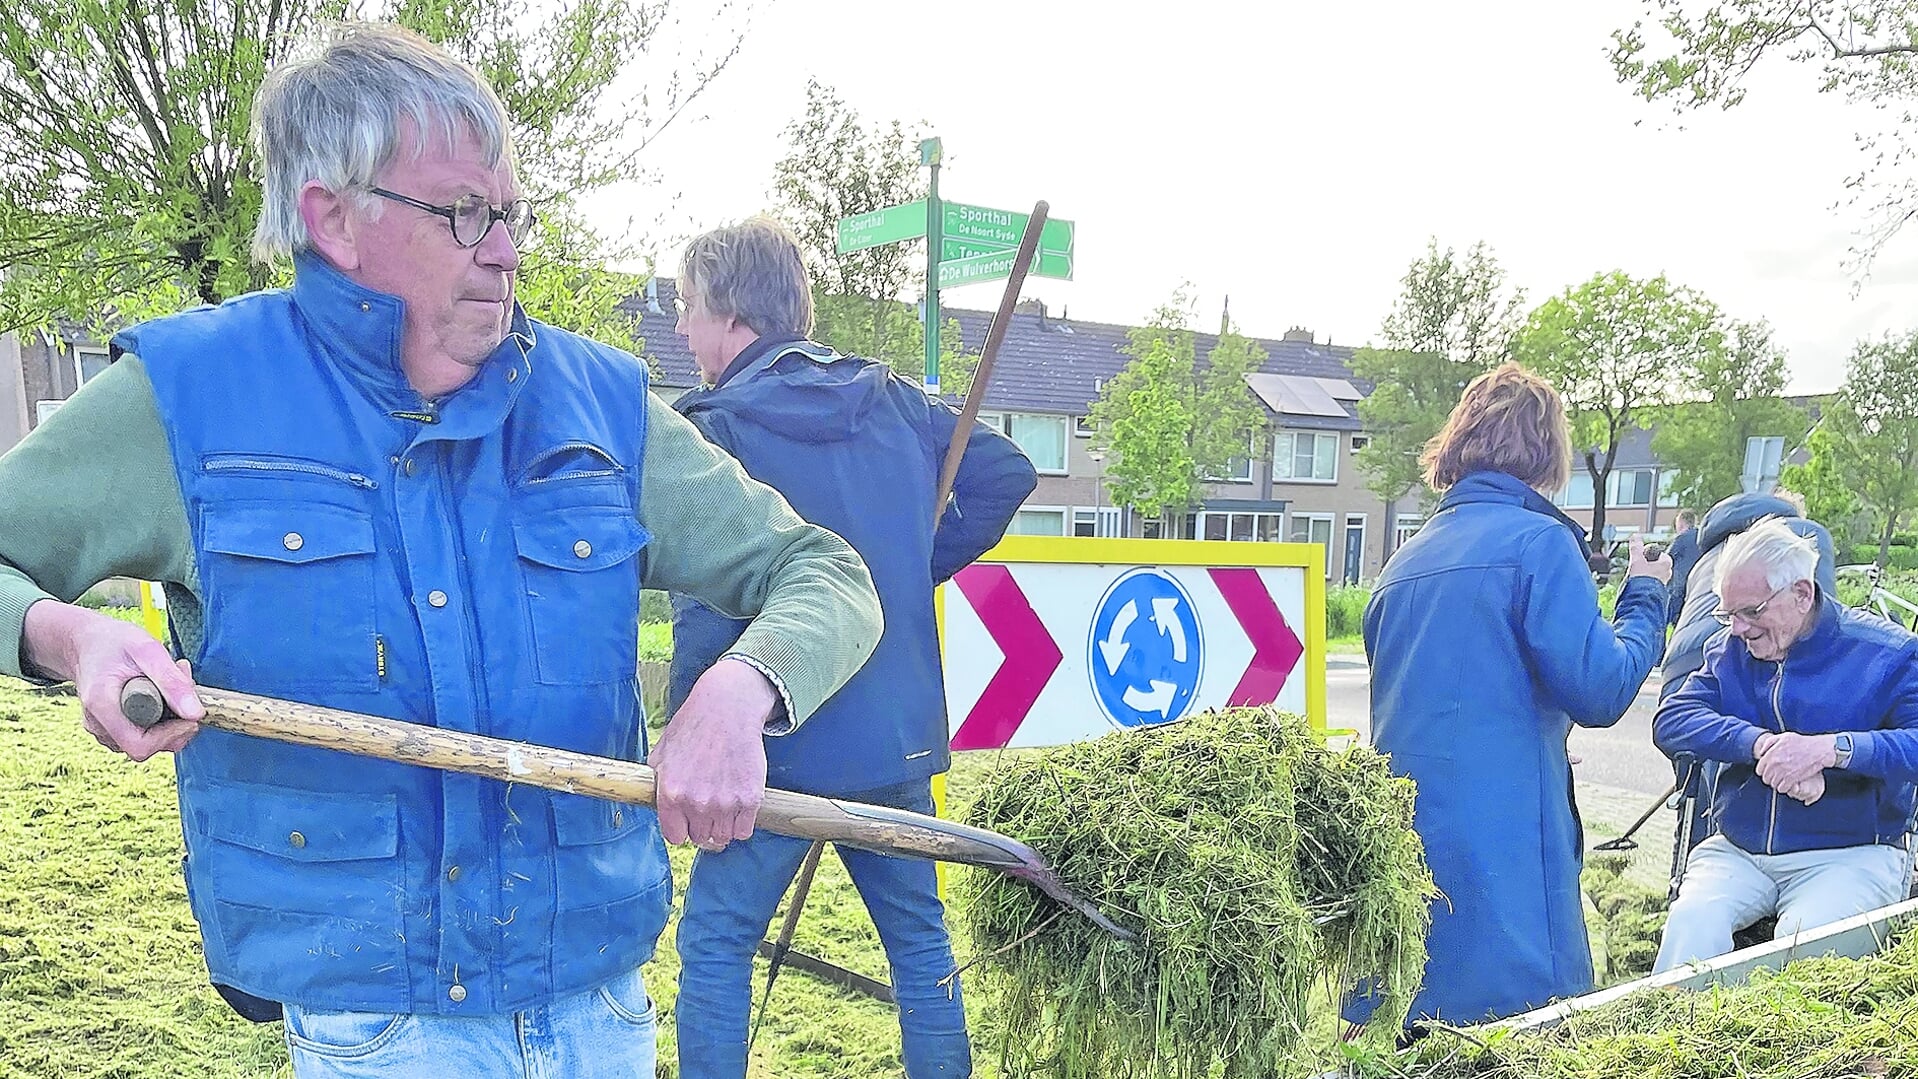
top-left (587, 0), bottom-right (1917, 394)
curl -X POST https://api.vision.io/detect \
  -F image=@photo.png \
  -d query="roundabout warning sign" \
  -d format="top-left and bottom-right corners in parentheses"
top-left (1088, 568), bottom-right (1204, 727)
top-left (940, 536), bottom-right (1325, 750)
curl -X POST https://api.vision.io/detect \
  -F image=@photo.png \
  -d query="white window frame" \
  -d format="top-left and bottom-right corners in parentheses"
top-left (1286, 511), bottom-right (1336, 577)
top-left (72, 345), bottom-right (110, 389)
top-left (1656, 468), bottom-right (1681, 508)
top-left (1197, 509), bottom-right (1284, 542)
top-left (1609, 468), bottom-right (1655, 508)
top-left (1010, 505), bottom-right (1069, 536)
top-left (1073, 414), bottom-right (1095, 438)
top-left (979, 410), bottom-right (1069, 475)
top-left (1072, 506), bottom-right (1122, 538)
top-left (1556, 471), bottom-right (1596, 510)
top-left (1272, 430), bottom-right (1339, 484)
top-left (1392, 513), bottom-right (1424, 552)
top-left (34, 399), bottom-right (63, 425)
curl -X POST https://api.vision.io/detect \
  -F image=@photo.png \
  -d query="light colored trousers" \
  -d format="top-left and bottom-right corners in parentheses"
top-left (282, 966), bottom-right (656, 1078)
top-left (1653, 834), bottom-right (1909, 973)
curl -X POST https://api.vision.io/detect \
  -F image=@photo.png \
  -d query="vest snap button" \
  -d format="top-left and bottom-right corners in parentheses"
top-left (506, 368), bottom-right (518, 383)
top-left (446, 865), bottom-right (462, 882)
top-left (288, 831), bottom-right (306, 849)
top-left (282, 532), bottom-right (304, 552)
top-left (359, 302), bottom-right (370, 313)
top-left (573, 540), bottom-right (592, 559)
top-left (428, 590), bottom-right (448, 608)
top-left (403, 458), bottom-right (417, 477)
top-left (448, 984), bottom-right (467, 1003)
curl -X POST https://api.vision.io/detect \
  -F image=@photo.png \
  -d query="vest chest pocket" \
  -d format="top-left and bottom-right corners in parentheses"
top-left (201, 501), bottom-right (378, 693)
top-left (512, 511), bottom-right (648, 685)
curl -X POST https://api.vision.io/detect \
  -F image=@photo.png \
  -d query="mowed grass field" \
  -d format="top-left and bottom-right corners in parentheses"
top-left (0, 678), bottom-right (1029, 1079)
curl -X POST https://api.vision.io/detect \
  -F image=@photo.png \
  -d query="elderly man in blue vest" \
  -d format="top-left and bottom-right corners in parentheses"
top-left (0, 24), bottom-right (882, 1078)
top-left (1653, 518), bottom-right (1918, 971)
top-left (665, 218), bottom-right (1036, 1078)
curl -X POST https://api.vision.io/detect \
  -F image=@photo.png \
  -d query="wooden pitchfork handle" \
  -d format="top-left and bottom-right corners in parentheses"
top-left (119, 676), bottom-right (1134, 940)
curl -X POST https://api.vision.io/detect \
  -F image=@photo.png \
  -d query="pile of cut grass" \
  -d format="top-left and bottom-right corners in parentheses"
top-left (956, 707), bottom-right (1435, 1079)
top-left (1580, 855), bottom-right (1668, 987)
top-left (1361, 923), bottom-right (1918, 1079)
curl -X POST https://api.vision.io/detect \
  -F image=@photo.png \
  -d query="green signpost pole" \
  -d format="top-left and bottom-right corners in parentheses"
top-left (921, 136), bottom-right (943, 395)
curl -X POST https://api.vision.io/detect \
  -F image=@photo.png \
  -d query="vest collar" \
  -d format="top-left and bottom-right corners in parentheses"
top-left (290, 252), bottom-right (535, 440)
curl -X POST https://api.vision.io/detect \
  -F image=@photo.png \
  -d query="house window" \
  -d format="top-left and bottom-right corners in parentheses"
top-left (1656, 469), bottom-right (1680, 508)
top-left (1273, 431), bottom-right (1338, 482)
top-left (1072, 507), bottom-right (1122, 537)
top-left (73, 346), bottom-right (111, 388)
top-left (1199, 511), bottom-right (1283, 542)
top-left (1392, 513), bottom-right (1424, 552)
top-left (979, 411), bottom-right (1068, 473)
top-left (1609, 469), bottom-right (1655, 508)
top-left (1140, 513), bottom-right (1198, 540)
top-left (34, 400), bottom-right (63, 425)
top-left (1350, 434), bottom-right (1370, 452)
top-left (1205, 434), bottom-right (1258, 483)
top-left (1287, 512), bottom-right (1335, 576)
top-left (1010, 507), bottom-right (1067, 535)
top-left (1074, 415), bottom-right (1095, 438)
top-left (1556, 472), bottom-right (1595, 509)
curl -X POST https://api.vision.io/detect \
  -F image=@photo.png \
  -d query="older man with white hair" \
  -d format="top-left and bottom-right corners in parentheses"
top-left (0, 21), bottom-right (881, 1077)
top-left (1653, 518), bottom-right (1918, 971)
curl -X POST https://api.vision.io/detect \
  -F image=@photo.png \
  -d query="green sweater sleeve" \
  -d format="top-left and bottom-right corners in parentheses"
top-left (635, 393), bottom-right (881, 727)
top-left (0, 356), bottom-right (194, 678)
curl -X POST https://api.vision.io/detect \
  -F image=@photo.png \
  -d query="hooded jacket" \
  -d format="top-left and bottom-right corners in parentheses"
top-left (670, 335), bottom-right (1036, 795)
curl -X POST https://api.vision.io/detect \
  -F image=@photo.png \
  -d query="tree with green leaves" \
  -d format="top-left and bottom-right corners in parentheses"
top-left (770, 79), bottom-right (938, 375)
top-left (1651, 319), bottom-right (1808, 511)
top-left (1516, 271), bottom-right (1721, 547)
top-left (0, 0), bottom-right (740, 350)
top-left (1780, 419), bottom-right (1866, 546)
top-left (1793, 331), bottom-right (1918, 566)
top-left (1352, 240), bottom-right (1525, 512)
top-left (1611, 1), bottom-right (1918, 264)
top-left (1088, 292), bottom-right (1267, 530)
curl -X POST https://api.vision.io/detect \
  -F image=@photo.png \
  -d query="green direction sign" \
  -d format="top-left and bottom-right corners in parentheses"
top-left (941, 202), bottom-right (1074, 257)
top-left (937, 248), bottom-right (1075, 289)
top-left (942, 238), bottom-right (1073, 282)
top-left (835, 199), bottom-right (927, 254)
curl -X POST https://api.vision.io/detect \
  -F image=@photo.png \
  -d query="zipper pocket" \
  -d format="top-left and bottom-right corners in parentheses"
top-left (203, 454), bottom-right (379, 490)
top-left (518, 441), bottom-right (623, 487)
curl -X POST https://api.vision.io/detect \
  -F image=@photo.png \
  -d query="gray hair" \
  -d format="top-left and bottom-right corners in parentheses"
top-left (678, 217), bottom-right (816, 337)
top-left (1716, 517), bottom-right (1819, 594)
top-left (250, 22), bottom-right (517, 263)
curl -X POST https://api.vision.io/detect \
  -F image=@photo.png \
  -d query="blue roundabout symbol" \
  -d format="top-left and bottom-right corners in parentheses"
top-left (1087, 568), bottom-right (1204, 728)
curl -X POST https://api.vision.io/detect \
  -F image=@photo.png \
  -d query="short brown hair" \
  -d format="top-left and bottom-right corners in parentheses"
top-left (678, 216), bottom-right (815, 337)
top-left (1420, 363), bottom-right (1571, 493)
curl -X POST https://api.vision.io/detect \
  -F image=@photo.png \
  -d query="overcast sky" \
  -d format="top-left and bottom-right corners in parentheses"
top-left (587, 0), bottom-right (1916, 394)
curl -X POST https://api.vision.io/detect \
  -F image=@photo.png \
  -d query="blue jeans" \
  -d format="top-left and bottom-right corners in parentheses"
top-left (282, 966), bottom-right (656, 1078)
top-left (675, 778), bottom-right (971, 1078)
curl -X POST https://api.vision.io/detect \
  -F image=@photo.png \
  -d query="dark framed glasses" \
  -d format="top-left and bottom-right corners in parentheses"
top-left (369, 187), bottom-right (536, 248)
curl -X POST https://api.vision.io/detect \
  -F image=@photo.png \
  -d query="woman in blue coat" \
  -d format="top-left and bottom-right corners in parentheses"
top-left (1364, 365), bottom-right (1669, 1027)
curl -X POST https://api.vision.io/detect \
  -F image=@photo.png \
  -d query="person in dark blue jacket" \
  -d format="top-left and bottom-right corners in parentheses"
top-left (1357, 364), bottom-right (1668, 1029)
top-left (1653, 518), bottom-right (1918, 970)
top-left (663, 217), bottom-right (1037, 1079)
top-left (1666, 509), bottom-right (1700, 624)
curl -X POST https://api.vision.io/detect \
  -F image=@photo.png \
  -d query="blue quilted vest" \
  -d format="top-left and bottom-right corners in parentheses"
top-left (114, 255), bottom-right (667, 1015)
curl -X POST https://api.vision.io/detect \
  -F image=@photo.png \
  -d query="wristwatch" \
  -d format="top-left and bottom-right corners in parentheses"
top-left (1833, 732), bottom-right (1854, 770)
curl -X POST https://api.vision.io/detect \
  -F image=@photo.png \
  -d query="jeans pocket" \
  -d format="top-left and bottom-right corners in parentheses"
top-left (284, 1005), bottom-right (409, 1059)
top-left (595, 966), bottom-right (656, 1027)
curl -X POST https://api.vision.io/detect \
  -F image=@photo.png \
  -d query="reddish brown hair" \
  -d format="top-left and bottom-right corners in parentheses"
top-left (1420, 363), bottom-right (1571, 493)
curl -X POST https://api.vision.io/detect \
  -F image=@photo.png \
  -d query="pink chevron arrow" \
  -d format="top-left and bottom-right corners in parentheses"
top-left (1208, 567), bottom-right (1304, 706)
top-left (949, 565), bottom-right (1062, 750)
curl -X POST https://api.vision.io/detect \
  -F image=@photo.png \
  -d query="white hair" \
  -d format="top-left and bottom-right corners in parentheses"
top-left (250, 22), bottom-right (517, 263)
top-left (1715, 517), bottom-right (1819, 594)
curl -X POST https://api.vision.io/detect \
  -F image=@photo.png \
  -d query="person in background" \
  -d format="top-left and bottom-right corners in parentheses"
top-left (665, 217), bottom-right (1037, 1079)
top-left (1667, 509), bottom-right (1700, 625)
top-left (1353, 364), bottom-right (1669, 1029)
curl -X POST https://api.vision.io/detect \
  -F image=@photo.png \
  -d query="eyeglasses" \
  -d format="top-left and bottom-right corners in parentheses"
top-left (368, 187), bottom-right (536, 248)
top-left (1712, 584), bottom-right (1792, 626)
